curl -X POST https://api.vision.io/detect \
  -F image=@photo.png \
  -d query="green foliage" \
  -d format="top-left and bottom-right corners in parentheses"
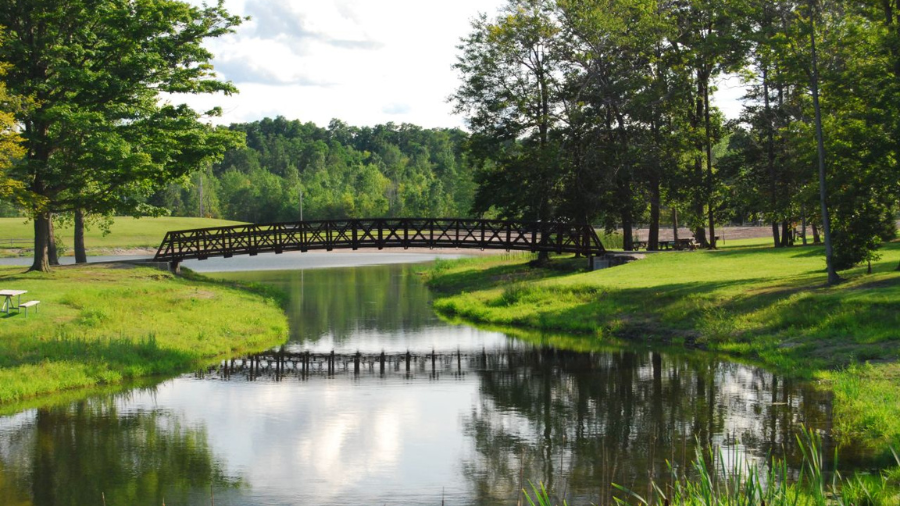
top-left (152, 117), bottom-right (476, 222)
top-left (0, 0), bottom-right (245, 269)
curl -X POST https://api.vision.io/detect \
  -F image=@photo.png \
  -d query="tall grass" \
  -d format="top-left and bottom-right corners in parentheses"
top-left (524, 429), bottom-right (900, 506)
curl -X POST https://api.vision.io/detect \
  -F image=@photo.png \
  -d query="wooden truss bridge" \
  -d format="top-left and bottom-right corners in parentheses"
top-left (153, 218), bottom-right (605, 268)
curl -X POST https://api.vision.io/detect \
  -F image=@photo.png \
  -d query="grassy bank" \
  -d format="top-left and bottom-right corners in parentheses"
top-left (0, 216), bottom-right (244, 256)
top-left (425, 242), bottom-right (900, 450)
top-left (0, 263), bottom-right (287, 405)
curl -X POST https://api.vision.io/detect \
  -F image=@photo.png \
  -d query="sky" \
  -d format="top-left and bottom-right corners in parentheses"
top-left (181, 0), bottom-right (743, 129)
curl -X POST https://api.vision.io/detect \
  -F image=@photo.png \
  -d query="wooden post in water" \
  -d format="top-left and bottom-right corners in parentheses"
top-left (406, 351), bottom-right (411, 372)
top-left (431, 348), bottom-right (436, 374)
top-left (354, 351), bottom-right (360, 375)
top-left (380, 351), bottom-right (385, 374)
top-left (457, 348), bottom-right (461, 374)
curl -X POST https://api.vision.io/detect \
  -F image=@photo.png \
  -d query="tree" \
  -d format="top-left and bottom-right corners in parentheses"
top-left (0, 31), bottom-right (28, 208)
top-left (452, 0), bottom-right (566, 231)
top-left (0, 0), bottom-right (243, 271)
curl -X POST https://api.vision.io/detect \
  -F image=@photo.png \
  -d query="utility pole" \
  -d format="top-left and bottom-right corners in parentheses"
top-left (199, 173), bottom-right (204, 217)
top-left (299, 188), bottom-right (303, 222)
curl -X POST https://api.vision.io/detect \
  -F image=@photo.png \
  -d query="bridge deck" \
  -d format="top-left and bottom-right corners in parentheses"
top-left (153, 218), bottom-right (605, 263)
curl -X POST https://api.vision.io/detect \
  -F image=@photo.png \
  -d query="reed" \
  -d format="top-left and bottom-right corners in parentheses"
top-left (524, 429), bottom-right (900, 506)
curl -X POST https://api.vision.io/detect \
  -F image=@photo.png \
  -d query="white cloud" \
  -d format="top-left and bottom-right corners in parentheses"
top-left (178, 0), bottom-right (506, 128)
top-left (178, 0), bottom-right (745, 128)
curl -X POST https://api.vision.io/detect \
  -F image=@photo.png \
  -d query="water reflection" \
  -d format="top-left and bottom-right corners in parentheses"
top-left (460, 350), bottom-right (832, 505)
top-left (0, 392), bottom-right (238, 506)
top-left (203, 346), bottom-right (835, 505)
top-left (217, 265), bottom-right (510, 353)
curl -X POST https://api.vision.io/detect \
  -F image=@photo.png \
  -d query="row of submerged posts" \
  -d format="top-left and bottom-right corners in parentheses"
top-left (198, 346), bottom-right (604, 381)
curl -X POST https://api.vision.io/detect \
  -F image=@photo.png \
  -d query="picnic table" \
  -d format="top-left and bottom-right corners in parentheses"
top-left (1, 290), bottom-right (26, 314)
top-left (674, 238), bottom-right (697, 251)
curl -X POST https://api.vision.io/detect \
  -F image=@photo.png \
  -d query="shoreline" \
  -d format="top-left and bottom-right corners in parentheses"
top-left (423, 242), bottom-right (900, 452)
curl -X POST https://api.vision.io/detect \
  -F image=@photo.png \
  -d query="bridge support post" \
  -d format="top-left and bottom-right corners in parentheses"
top-left (168, 261), bottom-right (180, 274)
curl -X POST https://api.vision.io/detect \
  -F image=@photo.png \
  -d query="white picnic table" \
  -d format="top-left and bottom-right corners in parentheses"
top-left (0, 290), bottom-right (26, 314)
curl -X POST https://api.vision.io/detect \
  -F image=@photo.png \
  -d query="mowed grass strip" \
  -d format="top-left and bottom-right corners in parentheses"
top-left (425, 241), bottom-right (900, 449)
top-left (0, 216), bottom-right (245, 254)
top-left (0, 263), bottom-right (287, 404)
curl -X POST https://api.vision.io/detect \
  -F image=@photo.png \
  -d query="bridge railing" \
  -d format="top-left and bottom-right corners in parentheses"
top-left (154, 218), bottom-right (605, 263)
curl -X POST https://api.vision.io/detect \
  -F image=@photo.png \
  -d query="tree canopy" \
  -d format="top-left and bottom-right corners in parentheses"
top-left (0, 0), bottom-right (243, 271)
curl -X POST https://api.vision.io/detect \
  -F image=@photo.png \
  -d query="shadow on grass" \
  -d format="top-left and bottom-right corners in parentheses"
top-left (0, 334), bottom-right (202, 379)
top-left (428, 259), bottom-right (585, 295)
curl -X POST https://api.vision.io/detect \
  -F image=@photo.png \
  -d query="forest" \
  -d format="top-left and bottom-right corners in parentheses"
top-left (0, 0), bottom-right (898, 274)
top-left (149, 118), bottom-right (477, 223)
top-left (451, 0), bottom-right (899, 274)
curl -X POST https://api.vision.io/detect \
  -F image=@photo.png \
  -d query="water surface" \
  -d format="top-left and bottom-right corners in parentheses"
top-left (0, 259), bottom-right (865, 505)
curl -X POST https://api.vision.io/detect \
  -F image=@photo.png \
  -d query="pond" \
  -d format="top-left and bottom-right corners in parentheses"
top-left (0, 255), bottom-right (871, 505)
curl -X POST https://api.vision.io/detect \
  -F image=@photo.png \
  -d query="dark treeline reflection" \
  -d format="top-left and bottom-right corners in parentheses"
top-left (0, 393), bottom-right (238, 506)
top-left (462, 350), bottom-right (833, 505)
top-left (221, 264), bottom-right (435, 344)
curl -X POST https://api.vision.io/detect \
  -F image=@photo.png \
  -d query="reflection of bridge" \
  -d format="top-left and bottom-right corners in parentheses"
top-left (154, 218), bottom-right (605, 268)
top-left (198, 347), bottom-right (599, 381)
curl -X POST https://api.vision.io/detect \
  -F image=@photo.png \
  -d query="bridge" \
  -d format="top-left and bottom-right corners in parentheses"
top-left (153, 218), bottom-right (606, 269)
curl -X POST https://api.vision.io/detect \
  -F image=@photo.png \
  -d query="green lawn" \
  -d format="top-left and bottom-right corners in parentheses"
top-left (0, 216), bottom-right (244, 254)
top-left (0, 263), bottom-right (287, 408)
top-left (425, 242), bottom-right (900, 450)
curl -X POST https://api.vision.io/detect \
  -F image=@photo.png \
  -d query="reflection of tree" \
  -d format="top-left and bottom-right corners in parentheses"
top-left (0, 393), bottom-right (238, 506)
top-left (462, 350), bottom-right (833, 505)
top-left (224, 264), bottom-right (436, 344)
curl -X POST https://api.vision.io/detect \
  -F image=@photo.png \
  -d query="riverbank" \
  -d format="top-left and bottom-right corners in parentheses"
top-left (0, 263), bottom-right (288, 406)
top-left (0, 216), bottom-right (244, 258)
top-left (424, 242), bottom-right (900, 450)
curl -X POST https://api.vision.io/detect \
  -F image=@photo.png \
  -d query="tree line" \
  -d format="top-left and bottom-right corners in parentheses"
top-left (452, 0), bottom-right (899, 274)
top-left (151, 117), bottom-right (476, 223)
top-left (1, 0), bottom-right (897, 277)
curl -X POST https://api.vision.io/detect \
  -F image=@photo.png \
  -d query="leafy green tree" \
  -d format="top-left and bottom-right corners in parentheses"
top-left (452, 0), bottom-right (566, 228)
top-left (0, 0), bottom-right (243, 271)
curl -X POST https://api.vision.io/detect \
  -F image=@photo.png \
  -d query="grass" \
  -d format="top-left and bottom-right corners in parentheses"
top-left (0, 263), bottom-right (287, 404)
top-left (0, 216), bottom-right (244, 256)
top-left (424, 241), bottom-right (900, 451)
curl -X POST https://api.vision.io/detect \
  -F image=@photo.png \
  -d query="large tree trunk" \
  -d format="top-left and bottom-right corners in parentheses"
top-left (809, 1), bottom-right (840, 285)
top-left (672, 208), bottom-right (679, 242)
top-left (74, 209), bottom-right (87, 263)
top-left (48, 215), bottom-right (59, 266)
top-left (30, 213), bottom-right (52, 272)
top-left (801, 205), bottom-right (808, 245)
top-left (703, 77), bottom-right (717, 249)
top-left (763, 64), bottom-right (782, 249)
top-left (780, 220), bottom-right (792, 247)
top-left (648, 177), bottom-right (660, 251)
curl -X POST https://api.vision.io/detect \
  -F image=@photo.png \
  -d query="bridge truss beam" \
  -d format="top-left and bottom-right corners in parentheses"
top-left (153, 218), bottom-right (605, 264)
